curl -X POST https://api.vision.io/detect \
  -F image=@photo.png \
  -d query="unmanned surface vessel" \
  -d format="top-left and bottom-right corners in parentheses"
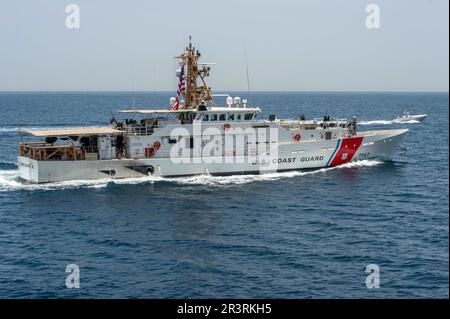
top-left (393, 111), bottom-right (427, 123)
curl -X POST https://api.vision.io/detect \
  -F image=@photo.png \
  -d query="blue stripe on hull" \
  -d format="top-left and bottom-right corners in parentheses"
top-left (326, 139), bottom-right (341, 167)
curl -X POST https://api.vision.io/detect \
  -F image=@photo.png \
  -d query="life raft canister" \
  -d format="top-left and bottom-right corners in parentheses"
top-left (293, 132), bottom-right (301, 142)
top-left (146, 141), bottom-right (161, 158)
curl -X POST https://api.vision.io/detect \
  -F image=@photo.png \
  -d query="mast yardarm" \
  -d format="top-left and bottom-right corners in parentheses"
top-left (175, 36), bottom-right (216, 109)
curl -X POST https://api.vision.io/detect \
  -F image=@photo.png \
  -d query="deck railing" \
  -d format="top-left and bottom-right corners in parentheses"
top-left (123, 120), bottom-right (176, 136)
top-left (19, 142), bottom-right (85, 161)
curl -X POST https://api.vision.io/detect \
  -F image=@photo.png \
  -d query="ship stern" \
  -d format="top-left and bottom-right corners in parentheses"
top-left (18, 156), bottom-right (39, 183)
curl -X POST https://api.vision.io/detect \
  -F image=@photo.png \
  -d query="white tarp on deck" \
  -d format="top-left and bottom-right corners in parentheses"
top-left (23, 127), bottom-right (123, 137)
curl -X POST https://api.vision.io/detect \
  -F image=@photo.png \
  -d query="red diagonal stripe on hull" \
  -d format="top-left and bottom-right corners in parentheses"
top-left (329, 136), bottom-right (364, 166)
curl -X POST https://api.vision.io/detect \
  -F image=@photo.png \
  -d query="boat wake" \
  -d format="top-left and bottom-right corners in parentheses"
top-left (358, 119), bottom-right (420, 125)
top-left (167, 160), bottom-right (383, 186)
top-left (0, 160), bottom-right (383, 192)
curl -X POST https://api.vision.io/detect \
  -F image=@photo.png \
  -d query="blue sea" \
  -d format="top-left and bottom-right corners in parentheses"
top-left (0, 92), bottom-right (448, 298)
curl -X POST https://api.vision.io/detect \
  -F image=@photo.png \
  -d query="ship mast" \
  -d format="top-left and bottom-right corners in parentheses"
top-left (176, 36), bottom-right (216, 109)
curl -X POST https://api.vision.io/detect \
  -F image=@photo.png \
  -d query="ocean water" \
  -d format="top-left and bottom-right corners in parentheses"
top-left (0, 92), bottom-right (448, 298)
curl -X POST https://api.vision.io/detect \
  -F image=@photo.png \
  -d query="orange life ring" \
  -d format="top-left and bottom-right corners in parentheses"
top-left (153, 141), bottom-right (161, 150)
top-left (223, 123), bottom-right (231, 130)
top-left (145, 147), bottom-right (155, 158)
top-left (293, 133), bottom-right (301, 142)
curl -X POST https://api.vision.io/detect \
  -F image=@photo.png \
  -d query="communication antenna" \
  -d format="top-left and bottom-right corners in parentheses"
top-left (152, 65), bottom-right (156, 96)
top-left (131, 69), bottom-right (136, 113)
top-left (246, 66), bottom-right (251, 98)
top-left (18, 124), bottom-right (24, 143)
top-left (244, 48), bottom-right (251, 104)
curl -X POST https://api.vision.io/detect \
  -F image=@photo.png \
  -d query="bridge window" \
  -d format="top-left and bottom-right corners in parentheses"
top-left (228, 113), bottom-right (235, 121)
top-left (203, 114), bottom-right (209, 121)
top-left (219, 114), bottom-right (226, 121)
top-left (236, 114), bottom-right (242, 121)
top-left (211, 114), bottom-right (218, 121)
top-left (244, 113), bottom-right (254, 120)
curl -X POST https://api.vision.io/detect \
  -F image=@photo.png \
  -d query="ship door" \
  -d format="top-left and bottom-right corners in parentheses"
top-left (256, 127), bottom-right (270, 155)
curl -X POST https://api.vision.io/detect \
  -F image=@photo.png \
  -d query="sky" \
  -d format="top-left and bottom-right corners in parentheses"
top-left (0, 0), bottom-right (448, 92)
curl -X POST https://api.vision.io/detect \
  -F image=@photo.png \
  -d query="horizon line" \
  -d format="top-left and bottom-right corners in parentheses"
top-left (0, 90), bottom-right (448, 94)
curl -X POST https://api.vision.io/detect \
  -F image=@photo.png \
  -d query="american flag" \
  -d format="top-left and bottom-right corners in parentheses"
top-left (171, 65), bottom-right (185, 110)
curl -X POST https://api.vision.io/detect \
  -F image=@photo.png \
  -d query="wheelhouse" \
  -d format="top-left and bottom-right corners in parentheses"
top-left (115, 106), bottom-right (261, 135)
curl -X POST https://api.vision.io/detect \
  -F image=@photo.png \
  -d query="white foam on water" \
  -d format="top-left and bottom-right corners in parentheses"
top-left (166, 160), bottom-right (383, 186)
top-left (392, 119), bottom-right (420, 124)
top-left (0, 170), bottom-right (22, 190)
top-left (0, 169), bottom-right (158, 192)
top-left (0, 160), bottom-right (383, 191)
top-left (0, 161), bottom-right (18, 166)
top-left (0, 171), bottom-right (110, 192)
top-left (358, 120), bottom-right (395, 125)
top-left (358, 119), bottom-right (420, 125)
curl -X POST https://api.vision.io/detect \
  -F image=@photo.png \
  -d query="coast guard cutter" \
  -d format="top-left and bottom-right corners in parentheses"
top-left (18, 38), bottom-right (408, 183)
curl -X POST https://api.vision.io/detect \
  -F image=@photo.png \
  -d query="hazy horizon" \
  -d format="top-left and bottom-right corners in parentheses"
top-left (1, 0), bottom-right (448, 92)
top-left (0, 90), bottom-right (448, 93)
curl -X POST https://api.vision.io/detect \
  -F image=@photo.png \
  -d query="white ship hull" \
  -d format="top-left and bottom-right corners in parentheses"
top-left (18, 129), bottom-right (407, 183)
